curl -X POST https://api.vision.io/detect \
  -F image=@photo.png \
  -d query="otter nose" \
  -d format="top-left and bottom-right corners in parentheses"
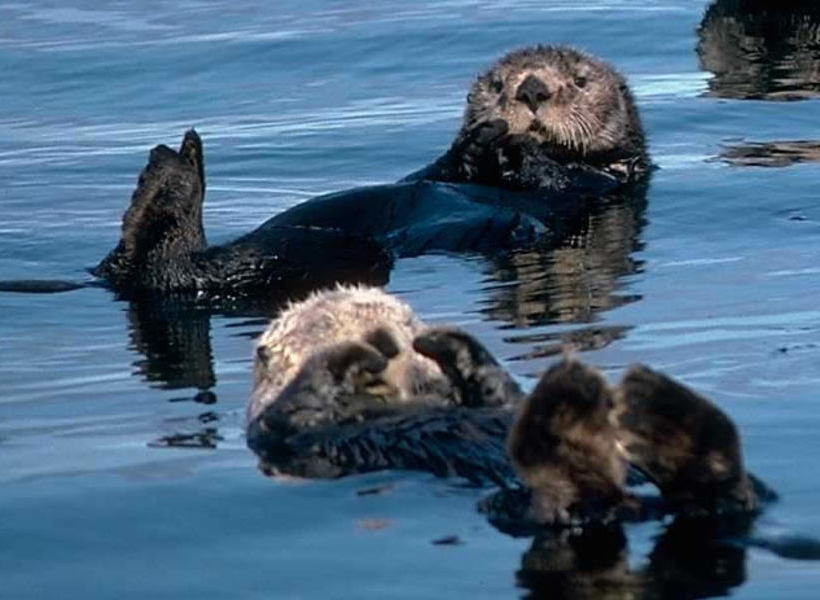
top-left (515, 75), bottom-right (552, 113)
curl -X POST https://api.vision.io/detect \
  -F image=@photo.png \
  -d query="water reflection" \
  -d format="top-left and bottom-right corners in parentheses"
top-left (720, 140), bottom-right (820, 167)
top-left (518, 516), bottom-right (752, 600)
top-left (480, 186), bottom-right (648, 363)
top-left (697, 0), bottom-right (820, 100)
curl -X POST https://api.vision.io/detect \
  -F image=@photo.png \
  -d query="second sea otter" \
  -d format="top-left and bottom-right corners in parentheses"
top-left (89, 45), bottom-right (649, 293)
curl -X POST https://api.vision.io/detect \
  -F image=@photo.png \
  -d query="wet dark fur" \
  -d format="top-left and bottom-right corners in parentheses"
top-left (507, 359), bottom-right (631, 526)
top-left (93, 130), bottom-right (391, 292)
top-left (616, 365), bottom-right (758, 515)
top-left (91, 48), bottom-right (651, 293)
top-left (406, 45), bottom-right (649, 190)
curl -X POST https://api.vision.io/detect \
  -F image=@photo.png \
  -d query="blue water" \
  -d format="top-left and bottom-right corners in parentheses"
top-left (2, 1), bottom-right (820, 597)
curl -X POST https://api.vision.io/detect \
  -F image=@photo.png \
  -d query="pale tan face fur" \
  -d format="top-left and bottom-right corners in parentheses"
top-left (247, 285), bottom-right (446, 423)
top-left (464, 46), bottom-right (638, 158)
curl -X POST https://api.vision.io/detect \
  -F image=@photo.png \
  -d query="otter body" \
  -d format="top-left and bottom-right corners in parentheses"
top-left (89, 46), bottom-right (648, 294)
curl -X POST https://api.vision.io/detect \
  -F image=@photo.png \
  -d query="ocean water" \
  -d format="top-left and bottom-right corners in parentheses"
top-left (2, 0), bottom-right (820, 597)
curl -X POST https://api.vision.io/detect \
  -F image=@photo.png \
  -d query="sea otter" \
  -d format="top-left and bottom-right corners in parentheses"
top-left (506, 359), bottom-right (632, 526)
top-left (0, 46), bottom-right (649, 295)
top-left (245, 286), bottom-right (525, 477)
top-left (76, 46), bottom-right (648, 293)
top-left (405, 45), bottom-right (649, 190)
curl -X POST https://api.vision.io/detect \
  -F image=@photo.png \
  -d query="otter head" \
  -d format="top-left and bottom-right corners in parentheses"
top-left (464, 46), bottom-right (646, 165)
top-left (94, 129), bottom-right (206, 288)
top-left (250, 338), bottom-right (396, 440)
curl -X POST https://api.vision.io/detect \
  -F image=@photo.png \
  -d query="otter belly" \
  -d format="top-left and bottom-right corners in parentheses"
top-left (253, 179), bottom-right (633, 257)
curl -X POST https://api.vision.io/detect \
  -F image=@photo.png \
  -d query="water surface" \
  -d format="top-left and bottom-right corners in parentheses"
top-left (2, 1), bottom-right (820, 597)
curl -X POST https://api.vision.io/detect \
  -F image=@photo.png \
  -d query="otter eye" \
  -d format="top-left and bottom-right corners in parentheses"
top-left (574, 76), bottom-right (587, 89)
top-left (491, 79), bottom-right (504, 93)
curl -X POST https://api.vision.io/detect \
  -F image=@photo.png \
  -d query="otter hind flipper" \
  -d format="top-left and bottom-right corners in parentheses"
top-left (93, 131), bottom-right (207, 290)
top-left (413, 327), bottom-right (523, 407)
top-left (507, 359), bottom-right (629, 527)
top-left (178, 128), bottom-right (205, 195)
top-left (616, 365), bottom-right (759, 515)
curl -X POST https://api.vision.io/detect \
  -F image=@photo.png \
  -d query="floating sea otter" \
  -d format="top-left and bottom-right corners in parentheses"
top-left (247, 286), bottom-right (772, 528)
top-left (0, 45), bottom-right (648, 295)
top-left (247, 285), bottom-right (524, 482)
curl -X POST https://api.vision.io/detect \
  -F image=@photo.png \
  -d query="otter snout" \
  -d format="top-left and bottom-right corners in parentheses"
top-left (515, 74), bottom-right (552, 113)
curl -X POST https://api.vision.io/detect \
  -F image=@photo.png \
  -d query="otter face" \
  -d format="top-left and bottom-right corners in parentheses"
top-left (250, 338), bottom-right (398, 439)
top-left (465, 46), bottom-right (640, 159)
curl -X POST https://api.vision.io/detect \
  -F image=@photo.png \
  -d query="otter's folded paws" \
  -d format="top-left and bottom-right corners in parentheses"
top-left (258, 339), bottom-right (396, 435)
top-left (454, 119), bottom-right (510, 182)
top-left (412, 327), bottom-right (523, 407)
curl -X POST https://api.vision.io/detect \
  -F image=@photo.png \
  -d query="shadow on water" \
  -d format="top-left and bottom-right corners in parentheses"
top-left (719, 140), bottom-right (820, 168)
top-left (697, 0), bottom-right (820, 101)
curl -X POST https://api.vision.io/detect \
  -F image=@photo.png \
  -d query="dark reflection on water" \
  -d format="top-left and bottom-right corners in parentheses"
top-left (697, 0), bottom-right (820, 100)
top-left (518, 517), bottom-right (753, 600)
top-left (480, 186), bottom-right (647, 332)
top-left (720, 140), bottom-right (820, 167)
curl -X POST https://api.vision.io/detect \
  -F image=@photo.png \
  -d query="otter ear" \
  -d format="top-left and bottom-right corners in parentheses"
top-left (256, 345), bottom-right (273, 369)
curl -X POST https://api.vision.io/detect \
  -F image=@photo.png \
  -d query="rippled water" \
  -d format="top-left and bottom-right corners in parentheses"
top-left (2, 1), bottom-right (820, 597)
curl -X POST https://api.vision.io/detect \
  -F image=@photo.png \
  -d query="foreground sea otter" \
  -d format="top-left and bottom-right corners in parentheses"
top-left (246, 286), bottom-right (524, 481)
top-left (247, 287), bottom-right (771, 527)
top-left (82, 45), bottom-right (648, 293)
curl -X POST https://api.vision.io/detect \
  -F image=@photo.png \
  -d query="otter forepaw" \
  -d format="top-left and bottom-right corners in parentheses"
top-left (323, 341), bottom-right (390, 384)
top-left (457, 119), bottom-right (510, 182)
top-left (413, 327), bottom-right (522, 407)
